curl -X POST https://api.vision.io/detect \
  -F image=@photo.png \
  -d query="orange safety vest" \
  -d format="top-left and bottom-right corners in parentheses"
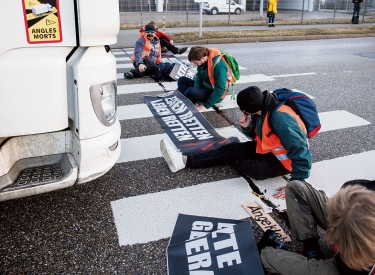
top-left (207, 48), bottom-right (233, 100)
top-left (132, 32), bottom-right (162, 64)
top-left (255, 104), bottom-right (307, 171)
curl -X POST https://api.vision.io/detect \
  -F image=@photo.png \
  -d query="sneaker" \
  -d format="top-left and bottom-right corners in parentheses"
top-left (160, 139), bottom-right (185, 173)
top-left (124, 72), bottom-right (133, 79)
top-left (272, 24), bottom-right (276, 27)
top-left (178, 47), bottom-right (188, 54)
top-left (161, 46), bottom-right (168, 53)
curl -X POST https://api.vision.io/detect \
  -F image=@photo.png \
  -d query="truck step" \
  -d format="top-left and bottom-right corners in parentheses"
top-left (0, 153), bottom-right (78, 201)
top-left (5, 164), bottom-right (63, 191)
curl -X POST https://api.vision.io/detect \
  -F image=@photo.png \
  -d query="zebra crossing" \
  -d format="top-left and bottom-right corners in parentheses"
top-left (110, 48), bottom-right (375, 247)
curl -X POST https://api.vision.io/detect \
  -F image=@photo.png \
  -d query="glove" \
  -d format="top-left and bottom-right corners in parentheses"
top-left (257, 229), bottom-right (285, 253)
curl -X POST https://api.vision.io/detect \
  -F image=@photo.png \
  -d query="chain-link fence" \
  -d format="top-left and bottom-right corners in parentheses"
top-left (119, 0), bottom-right (375, 27)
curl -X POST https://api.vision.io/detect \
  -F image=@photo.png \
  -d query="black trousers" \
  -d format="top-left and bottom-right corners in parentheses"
top-left (185, 141), bottom-right (289, 180)
top-left (131, 58), bottom-right (159, 79)
top-left (160, 37), bottom-right (179, 54)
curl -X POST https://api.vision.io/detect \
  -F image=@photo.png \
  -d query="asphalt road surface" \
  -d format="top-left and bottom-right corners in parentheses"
top-left (1, 37), bottom-right (375, 274)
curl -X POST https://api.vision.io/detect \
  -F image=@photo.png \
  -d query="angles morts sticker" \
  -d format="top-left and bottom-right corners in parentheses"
top-left (22, 0), bottom-right (62, 44)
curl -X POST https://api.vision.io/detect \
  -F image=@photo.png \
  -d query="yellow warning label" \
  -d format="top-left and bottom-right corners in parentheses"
top-left (22, 0), bottom-right (62, 44)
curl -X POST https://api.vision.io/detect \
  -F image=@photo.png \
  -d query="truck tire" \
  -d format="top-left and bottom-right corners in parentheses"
top-left (235, 8), bottom-right (241, 15)
top-left (211, 8), bottom-right (218, 15)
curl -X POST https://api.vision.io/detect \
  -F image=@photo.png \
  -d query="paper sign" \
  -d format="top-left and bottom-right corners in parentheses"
top-left (243, 202), bottom-right (291, 242)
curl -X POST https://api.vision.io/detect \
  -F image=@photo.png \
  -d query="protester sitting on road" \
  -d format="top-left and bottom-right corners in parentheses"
top-left (160, 86), bottom-right (312, 198)
top-left (258, 179), bottom-right (375, 275)
top-left (177, 46), bottom-right (232, 112)
top-left (140, 21), bottom-right (188, 55)
top-left (124, 23), bottom-right (161, 80)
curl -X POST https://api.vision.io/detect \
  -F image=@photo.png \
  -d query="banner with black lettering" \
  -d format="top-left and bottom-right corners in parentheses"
top-left (166, 214), bottom-right (264, 275)
top-left (144, 91), bottom-right (238, 154)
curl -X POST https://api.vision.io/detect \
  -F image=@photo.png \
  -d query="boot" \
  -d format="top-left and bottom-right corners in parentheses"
top-left (177, 47), bottom-right (188, 54)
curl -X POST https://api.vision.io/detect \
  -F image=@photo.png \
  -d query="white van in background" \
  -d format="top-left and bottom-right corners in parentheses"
top-left (203, 0), bottom-right (244, 15)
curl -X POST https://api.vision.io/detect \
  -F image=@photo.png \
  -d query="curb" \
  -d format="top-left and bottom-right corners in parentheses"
top-left (182, 32), bottom-right (375, 45)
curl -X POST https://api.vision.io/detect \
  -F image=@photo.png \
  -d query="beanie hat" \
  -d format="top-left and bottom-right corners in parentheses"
top-left (237, 86), bottom-right (264, 114)
top-left (144, 23), bottom-right (156, 33)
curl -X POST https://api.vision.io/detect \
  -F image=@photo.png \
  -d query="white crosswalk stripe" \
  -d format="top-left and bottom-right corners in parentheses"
top-left (111, 52), bottom-right (374, 247)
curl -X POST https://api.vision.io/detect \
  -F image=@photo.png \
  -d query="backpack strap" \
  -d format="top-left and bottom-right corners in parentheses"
top-left (266, 102), bottom-right (282, 137)
top-left (212, 53), bottom-right (236, 100)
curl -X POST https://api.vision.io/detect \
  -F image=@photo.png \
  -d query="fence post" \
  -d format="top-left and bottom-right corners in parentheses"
top-left (163, 16), bottom-right (165, 32)
top-left (361, 0), bottom-right (367, 23)
top-left (186, 0), bottom-right (189, 27)
top-left (301, 0), bottom-right (305, 24)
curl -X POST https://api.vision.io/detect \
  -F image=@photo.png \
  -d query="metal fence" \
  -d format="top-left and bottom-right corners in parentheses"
top-left (119, 0), bottom-right (375, 26)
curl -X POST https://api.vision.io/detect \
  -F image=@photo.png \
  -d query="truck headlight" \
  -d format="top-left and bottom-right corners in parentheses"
top-left (90, 80), bottom-right (117, 126)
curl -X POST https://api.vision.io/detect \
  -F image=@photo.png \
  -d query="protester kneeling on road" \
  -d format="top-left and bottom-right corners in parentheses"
top-left (160, 86), bottom-right (312, 198)
top-left (177, 46), bottom-right (232, 112)
top-left (258, 179), bottom-right (375, 275)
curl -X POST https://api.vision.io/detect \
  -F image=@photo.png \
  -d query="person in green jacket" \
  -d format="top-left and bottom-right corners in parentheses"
top-left (177, 46), bottom-right (229, 111)
top-left (160, 86), bottom-right (312, 198)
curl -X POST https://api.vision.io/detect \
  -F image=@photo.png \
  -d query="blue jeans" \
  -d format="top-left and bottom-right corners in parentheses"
top-left (177, 76), bottom-right (212, 104)
top-left (353, 6), bottom-right (360, 17)
top-left (268, 14), bottom-right (275, 24)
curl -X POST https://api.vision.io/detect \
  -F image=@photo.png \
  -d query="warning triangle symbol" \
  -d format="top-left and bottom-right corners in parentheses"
top-left (46, 19), bottom-right (56, 25)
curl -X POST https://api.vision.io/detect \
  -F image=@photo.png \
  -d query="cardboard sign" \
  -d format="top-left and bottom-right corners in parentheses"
top-left (169, 63), bottom-right (197, 81)
top-left (144, 91), bottom-right (238, 154)
top-left (243, 202), bottom-right (291, 242)
top-left (167, 214), bottom-right (264, 275)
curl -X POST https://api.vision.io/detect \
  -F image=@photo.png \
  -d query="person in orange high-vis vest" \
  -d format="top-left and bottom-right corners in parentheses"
top-left (160, 86), bottom-right (312, 199)
top-left (177, 46), bottom-right (232, 111)
top-left (124, 23), bottom-right (162, 80)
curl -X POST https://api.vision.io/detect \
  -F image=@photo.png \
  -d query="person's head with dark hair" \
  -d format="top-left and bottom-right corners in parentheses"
top-left (188, 46), bottom-right (209, 66)
top-left (325, 183), bottom-right (375, 271)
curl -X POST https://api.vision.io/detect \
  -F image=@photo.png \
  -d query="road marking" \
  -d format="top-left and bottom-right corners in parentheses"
top-left (117, 126), bottom-right (250, 163)
top-left (319, 110), bottom-right (370, 131)
top-left (271, 72), bottom-right (317, 78)
top-left (111, 150), bottom-right (375, 246)
top-left (116, 57), bottom-right (131, 62)
top-left (116, 65), bottom-right (248, 80)
top-left (117, 95), bottom-right (238, 120)
top-left (118, 82), bottom-right (177, 95)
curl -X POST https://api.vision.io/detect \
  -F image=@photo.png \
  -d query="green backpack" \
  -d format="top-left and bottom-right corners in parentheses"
top-left (213, 49), bottom-right (240, 100)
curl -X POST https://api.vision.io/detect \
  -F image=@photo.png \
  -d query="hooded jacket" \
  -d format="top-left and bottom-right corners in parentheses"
top-left (194, 49), bottom-right (228, 109)
top-left (244, 90), bottom-right (312, 180)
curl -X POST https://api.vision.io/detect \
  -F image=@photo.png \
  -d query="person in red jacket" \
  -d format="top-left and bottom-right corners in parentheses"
top-left (140, 21), bottom-right (188, 55)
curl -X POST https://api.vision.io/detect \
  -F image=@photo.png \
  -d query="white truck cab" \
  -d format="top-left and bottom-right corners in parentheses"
top-left (203, 0), bottom-right (244, 15)
top-left (0, 0), bottom-right (121, 201)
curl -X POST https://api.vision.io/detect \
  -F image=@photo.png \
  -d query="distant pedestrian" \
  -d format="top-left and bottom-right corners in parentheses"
top-left (140, 21), bottom-right (188, 55)
top-left (352, 0), bottom-right (362, 24)
top-left (267, 0), bottom-right (278, 27)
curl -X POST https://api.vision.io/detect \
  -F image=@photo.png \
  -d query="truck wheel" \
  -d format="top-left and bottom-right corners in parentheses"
top-left (235, 8), bottom-right (241, 15)
top-left (211, 8), bottom-right (218, 15)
